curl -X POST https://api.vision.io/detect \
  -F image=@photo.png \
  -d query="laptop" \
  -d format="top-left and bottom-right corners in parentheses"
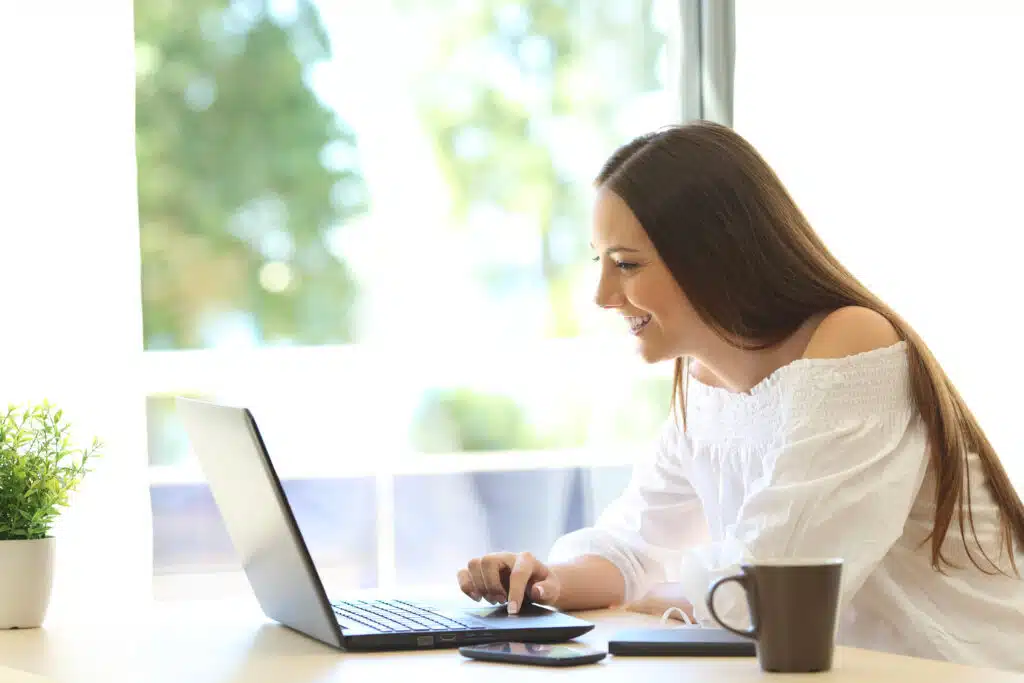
top-left (174, 397), bottom-right (595, 651)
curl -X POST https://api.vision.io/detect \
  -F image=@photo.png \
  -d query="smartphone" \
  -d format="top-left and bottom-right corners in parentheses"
top-left (458, 641), bottom-right (607, 667)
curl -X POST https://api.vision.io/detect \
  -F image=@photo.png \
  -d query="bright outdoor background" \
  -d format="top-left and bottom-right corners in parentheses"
top-left (136, 0), bottom-right (683, 596)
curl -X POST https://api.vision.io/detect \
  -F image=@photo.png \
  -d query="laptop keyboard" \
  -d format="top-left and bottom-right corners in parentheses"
top-left (331, 599), bottom-right (490, 633)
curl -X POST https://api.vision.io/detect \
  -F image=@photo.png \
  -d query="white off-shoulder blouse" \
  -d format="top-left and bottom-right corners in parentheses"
top-left (549, 342), bottom-right (1024, 671)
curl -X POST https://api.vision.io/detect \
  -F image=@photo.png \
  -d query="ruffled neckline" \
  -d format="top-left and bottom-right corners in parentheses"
top-left (686, 341), bottom-right (910, 404)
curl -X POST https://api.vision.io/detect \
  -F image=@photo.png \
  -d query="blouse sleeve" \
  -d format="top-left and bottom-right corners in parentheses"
top-left (547, 419), bottom-right (708, 603)
top-left (678, 353), bottom-right (930, 628)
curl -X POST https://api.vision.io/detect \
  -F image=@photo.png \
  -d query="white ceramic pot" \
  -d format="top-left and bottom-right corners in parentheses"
top-left (0, 537), bottom-right (55, 629)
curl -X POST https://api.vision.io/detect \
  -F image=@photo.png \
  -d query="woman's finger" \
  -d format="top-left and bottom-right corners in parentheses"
top-left (530, 578), bottom-right (558, 604)
top-left (456, 567), bottom-right (480, 601)
top-left (467, 558), bottom-right (492, 603)
top-left (505, 552), bottom-right (537, 614)
top-left (480, 553), bottom-right (515, 603)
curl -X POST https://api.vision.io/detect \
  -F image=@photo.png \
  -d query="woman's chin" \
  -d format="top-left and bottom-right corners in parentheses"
top-left (636, 340), bottom-right (669, 364)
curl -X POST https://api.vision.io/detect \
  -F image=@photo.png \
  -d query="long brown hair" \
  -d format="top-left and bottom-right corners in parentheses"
top-left (596, 121), bottom-right (1024, 575)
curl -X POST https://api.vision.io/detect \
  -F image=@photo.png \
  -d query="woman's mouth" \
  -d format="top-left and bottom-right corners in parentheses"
top-left (626, 314), bottom-right (652, 335)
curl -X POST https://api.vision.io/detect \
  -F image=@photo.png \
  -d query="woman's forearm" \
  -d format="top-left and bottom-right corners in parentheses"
top-left (548, 555), bottom-right (628, 611)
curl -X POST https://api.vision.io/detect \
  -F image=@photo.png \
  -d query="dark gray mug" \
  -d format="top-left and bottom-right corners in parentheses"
top-left (706, 558), bottom-right (843, 673)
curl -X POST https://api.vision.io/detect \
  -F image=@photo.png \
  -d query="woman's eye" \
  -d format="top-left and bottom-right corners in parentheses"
top-left (615, 261), bottom-right (639, 271)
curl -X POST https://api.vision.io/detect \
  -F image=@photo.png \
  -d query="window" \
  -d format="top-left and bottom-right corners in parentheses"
top-left (136, 0), bottom-right (684, 597)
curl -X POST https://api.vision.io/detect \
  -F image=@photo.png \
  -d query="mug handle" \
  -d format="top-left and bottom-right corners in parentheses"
top-left (706, 574), bottom-right (758, 639)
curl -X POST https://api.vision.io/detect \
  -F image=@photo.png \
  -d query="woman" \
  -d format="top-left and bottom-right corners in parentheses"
top-left (456, 121), bottom-right (1024, 670)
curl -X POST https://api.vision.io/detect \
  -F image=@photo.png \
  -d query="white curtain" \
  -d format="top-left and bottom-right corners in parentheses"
top-left (0, 4), bottom-right (151, 618)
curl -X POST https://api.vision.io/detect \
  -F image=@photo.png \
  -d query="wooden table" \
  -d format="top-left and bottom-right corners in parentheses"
top-left (0, 594), bottom-right (1021, 682)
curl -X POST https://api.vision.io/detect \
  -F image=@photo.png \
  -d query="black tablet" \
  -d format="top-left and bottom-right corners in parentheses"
top-left (608, 626), bottom-right (756, 657)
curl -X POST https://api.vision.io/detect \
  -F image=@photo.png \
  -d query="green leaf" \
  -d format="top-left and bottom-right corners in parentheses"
top-left (0, 401), bottom-right (100, 536)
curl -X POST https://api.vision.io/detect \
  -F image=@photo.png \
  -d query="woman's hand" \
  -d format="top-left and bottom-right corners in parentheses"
top-left (457, 551), bottom-right (561, 614)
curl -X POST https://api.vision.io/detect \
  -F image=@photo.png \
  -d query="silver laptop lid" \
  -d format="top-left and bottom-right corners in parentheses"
top-left (175, 397), bottom-right (341, 648)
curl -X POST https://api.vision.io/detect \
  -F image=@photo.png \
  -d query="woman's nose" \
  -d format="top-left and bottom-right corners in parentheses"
top-left (594, 274), bottom-right (624, 309)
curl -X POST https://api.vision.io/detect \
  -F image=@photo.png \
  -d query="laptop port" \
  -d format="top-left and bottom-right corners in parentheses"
top-left (416, 636), bottom-right (434, 647)
top-left (439, 634), bottom-right (457, 642)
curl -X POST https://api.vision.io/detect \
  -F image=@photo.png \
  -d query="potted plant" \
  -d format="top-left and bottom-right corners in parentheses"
top-left (0, 401), bottom-right (99, 628)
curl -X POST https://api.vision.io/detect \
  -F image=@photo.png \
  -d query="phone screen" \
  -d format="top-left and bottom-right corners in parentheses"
top-left (465, 642), bottom-right (601, 660)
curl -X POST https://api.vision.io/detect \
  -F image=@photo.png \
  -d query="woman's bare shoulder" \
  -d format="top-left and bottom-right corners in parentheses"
top-left (802, 306), bottom-right (901, 360)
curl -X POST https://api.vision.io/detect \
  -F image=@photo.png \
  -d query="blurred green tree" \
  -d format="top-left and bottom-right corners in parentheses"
top-left (398, 0), bottom-right (667, 337)
top-left (136, 0), bottom-right (674, 462)
top-left (135, 0), bottom-right (367, 349)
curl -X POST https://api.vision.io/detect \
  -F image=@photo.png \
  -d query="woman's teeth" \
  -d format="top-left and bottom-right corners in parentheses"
top-left (626, 315), bottom-right (652, 335)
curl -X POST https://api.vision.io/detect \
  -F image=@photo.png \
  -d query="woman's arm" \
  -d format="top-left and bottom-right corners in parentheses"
top-left (546, 554), bottom-right (630, 611)
top-left (546, 420), bottom-right (708, 608)
top-left (459, 419), bottom-right (705, 613)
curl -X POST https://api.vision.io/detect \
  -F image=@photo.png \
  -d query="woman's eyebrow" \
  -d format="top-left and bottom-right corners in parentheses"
top-left (589, 243), bottom-right (641, 255)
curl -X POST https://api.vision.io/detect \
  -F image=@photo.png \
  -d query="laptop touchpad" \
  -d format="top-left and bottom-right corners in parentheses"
top-left (466, 603), bottom-right (555, 619)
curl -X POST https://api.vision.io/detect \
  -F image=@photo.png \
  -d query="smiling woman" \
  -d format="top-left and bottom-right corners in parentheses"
top-left (459, 121), bottom-right (1024, 671)
top-left (591, 188), bottom-right (709, 364)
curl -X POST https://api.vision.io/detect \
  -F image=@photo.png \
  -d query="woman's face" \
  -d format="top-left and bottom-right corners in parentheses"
top-left (591, 188), bottom-right (709, 363)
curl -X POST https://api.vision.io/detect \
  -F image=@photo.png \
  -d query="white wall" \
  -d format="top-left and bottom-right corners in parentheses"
top-left (735, 0), bottom-right (1024, 484)
top-left (0, 3), bottom-right (151, 618)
